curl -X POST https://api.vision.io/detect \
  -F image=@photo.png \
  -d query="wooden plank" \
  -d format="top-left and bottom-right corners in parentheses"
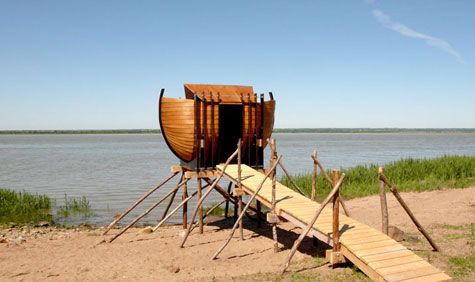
top-left (354, 244), bottom-right (407, 257)
top-left (369, 255), bottom-right (422, 269)
top-left (383, 265), bottom-right (442, 282)
top-left (398, 272), bottom-right (452, 282)
top-left (377, 260), bottom-right (431, 275)
top-left (347, 239), bottom-right (398, 251)
top-left (362, 249), bottom-right (415, 263)
top-left (340, 245), bottom-right (384, 282)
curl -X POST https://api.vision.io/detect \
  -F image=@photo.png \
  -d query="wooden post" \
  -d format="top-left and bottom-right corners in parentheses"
top-left (224, 181), bottom-right (232, 219)
top-left (311, 150), bottom-right (317, 201)
top-left (102, 172), bottom-right (178, 235)
top-left (182, 176), bottom-right (188, 229)
top-left (332, 170), bottom-right (341, 253)
top-left (271, 153), bottom-right (279, 253)
top-left (237, 139), bottom-right (244, 240)
top-left (379, 171), bottom-right (440, 252)
top-left (211, 156), bottom-right (282, 260)
top-left (197, 178), bottom-right (204, 234)
top-left (281, 173), bottom-right (346, 273)
top-left (180, 147), bottom-right (239, 248)
top-left (378, 167), bottom-right (389, 235)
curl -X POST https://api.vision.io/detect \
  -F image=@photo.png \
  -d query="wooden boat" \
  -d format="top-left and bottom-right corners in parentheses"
top-left (159, 84), bottom-right (275, 169)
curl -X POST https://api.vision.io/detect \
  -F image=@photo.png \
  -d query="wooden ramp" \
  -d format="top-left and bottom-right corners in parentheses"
top-left (216, 164), bottom-right (452, 282)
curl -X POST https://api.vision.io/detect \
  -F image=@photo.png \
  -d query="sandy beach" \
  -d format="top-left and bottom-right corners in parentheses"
top-left (1, 187), bottom-right (474, 281)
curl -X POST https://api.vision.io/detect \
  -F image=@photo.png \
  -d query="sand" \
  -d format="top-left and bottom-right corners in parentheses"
top-left (1, 187), bottom-right (474, 281)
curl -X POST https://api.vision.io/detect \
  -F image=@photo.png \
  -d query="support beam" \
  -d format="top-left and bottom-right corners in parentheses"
top-left (103, 172), bottom-right (178, 235)
top-left (281, 173), bottom-right (346, 273)
top-left (379, 168), bottom-right (440, 252)
top-left (211, 156), bottom-right (282, 260)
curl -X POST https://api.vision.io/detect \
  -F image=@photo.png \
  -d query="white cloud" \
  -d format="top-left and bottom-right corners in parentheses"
top-left (372, 9), bottom-right (463, 63)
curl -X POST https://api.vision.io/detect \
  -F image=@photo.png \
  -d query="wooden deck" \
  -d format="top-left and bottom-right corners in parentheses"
top-left (216, 164), bottom-right (452, 282)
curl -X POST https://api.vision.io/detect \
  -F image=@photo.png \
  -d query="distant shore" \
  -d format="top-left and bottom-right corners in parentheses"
top-left (1, 128), bottom-right (475, 135)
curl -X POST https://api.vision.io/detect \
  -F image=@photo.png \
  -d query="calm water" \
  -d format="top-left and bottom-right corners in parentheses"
top-left (1, 133), bottom-right (474, 226)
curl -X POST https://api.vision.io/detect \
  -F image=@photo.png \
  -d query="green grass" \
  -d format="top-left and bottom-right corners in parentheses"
top-left (281, 155), bottom-right (475, 199)
top-left (57, 194), bottom-right (92, 218)
top-left (0, 188), bottom-right (52, 225)
top-left (449, 254), bottom-right (475, 279)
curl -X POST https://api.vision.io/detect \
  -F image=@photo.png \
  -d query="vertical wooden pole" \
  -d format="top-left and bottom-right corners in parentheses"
top-left (378, 167), bottom-right (389, 235)
top-left (237, 139), bottom-right (244, 240)
top-left (259, 94), bottom-right (264, 169)
top-left (332, 169), bottom-right (340, 253)
top-left (311, 150), bottom-right (317, 201)
top-left (270, 139), bottom-right (279, 252)
top-left (197, 178), bottom-right (203, 234)
top-left (224, 181), bottom-right (232, 219)
top-left (182, 174), bottom-right (188, 229)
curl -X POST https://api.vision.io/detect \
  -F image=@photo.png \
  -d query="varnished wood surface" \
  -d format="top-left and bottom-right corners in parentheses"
top-left (216, 164), bottom-right (452, 282)
top-left (159, 97), bottom-right (196, 162)
top-left (184, 84), bottom-right (256, 103)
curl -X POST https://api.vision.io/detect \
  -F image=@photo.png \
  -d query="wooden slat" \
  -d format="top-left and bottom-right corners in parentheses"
top-left (383, 265), bottom-right (442, 282)
top-left (398, 272), bottom-right (452, 282)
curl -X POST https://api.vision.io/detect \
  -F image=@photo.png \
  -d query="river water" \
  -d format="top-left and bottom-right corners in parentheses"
top-left (1, 133), bottom-right (474, 226)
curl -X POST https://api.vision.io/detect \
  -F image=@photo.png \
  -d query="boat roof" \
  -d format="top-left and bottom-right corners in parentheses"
top-left (184, 84), bottom-right (256, 103)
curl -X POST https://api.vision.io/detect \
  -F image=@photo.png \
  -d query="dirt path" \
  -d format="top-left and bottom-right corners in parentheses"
top-left (1, 187), bottom-right (474, 281)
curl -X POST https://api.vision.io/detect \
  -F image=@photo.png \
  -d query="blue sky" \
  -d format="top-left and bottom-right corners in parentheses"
top-left (1, 0), bottom-right (474, 130)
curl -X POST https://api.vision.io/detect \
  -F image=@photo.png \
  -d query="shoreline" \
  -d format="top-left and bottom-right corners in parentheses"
top-left (2, 128), bottom-right (475, 135)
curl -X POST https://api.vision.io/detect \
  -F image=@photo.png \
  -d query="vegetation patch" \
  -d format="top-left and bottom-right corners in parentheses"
top-left (449, 254), bottom-right (475, 280)
top-left (57, 194), bottom-right (92, 218)
top-left (282, 155), bottom-right (475, 200)
top-left (0, 188), bottom-right (52, 225)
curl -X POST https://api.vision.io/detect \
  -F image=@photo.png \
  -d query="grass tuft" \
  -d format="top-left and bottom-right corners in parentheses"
top-left (0, 188), bottom-right (52, 225)
top-left (57, 194), bottom-right (92, 218)
top-left (281, 155), bottom-right (475, 200)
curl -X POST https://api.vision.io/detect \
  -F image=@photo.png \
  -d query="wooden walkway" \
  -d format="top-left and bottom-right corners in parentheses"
top-left (216, 164), bottom-right (452, 282)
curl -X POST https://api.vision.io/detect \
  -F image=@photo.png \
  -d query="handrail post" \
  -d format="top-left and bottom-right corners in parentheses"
top-left (269, 139), bottom-right (279, 252)
top-left (237, 139), bottom-right (244, 240)
top-left (332, 170), bottom-right (340, 253)
top-left (325, 169), bottom-right (346, 266)
top-left (378, 167), bottom-right (389, 235)
top-left (311, 150), bottom-right (317, 201)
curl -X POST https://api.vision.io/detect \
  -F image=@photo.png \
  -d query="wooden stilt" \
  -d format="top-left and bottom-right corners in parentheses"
top-left (237, 139), bottom-right (244, 240)
top-left (180, 148), bottom-right (239, 248)
top-left (311, 150), bottom-right (317, 201)
top-left (379, 168), bottom-right (440, 252)
top-left (109, 178), bottom-right (189, 243)
top-left (224, 181), bottom-right (232, 219)
top-left (332, 170), bottom-right (341, 254)
top-left (197, 178), bottom-right (204, 234)
top-left (269, 139), bottom-right (279, 252)
top-left (103, 172), bottom-right (178, 235)
top-left (153, 190), bottom-right (198, 231)
top-left (160, 173), bottom-right (183, 221)
top-left (211, 155), bottom-right (282, 260)
top-left (182, 177), bottom-right (188, 229)
top-left (281, 173), bottom-right (346, 273)
top-left (256, 200), bottom-right (262, 228)
top-left (378, 167), bottom-right (389, 235)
